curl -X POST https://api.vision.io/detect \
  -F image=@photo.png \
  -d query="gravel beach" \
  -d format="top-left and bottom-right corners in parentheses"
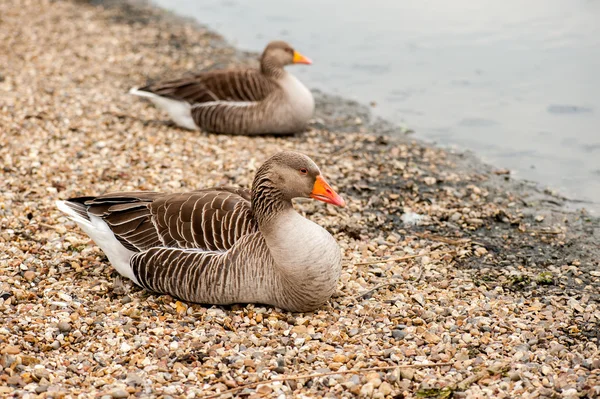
top-left (1, 1), bottom-right (599, 398)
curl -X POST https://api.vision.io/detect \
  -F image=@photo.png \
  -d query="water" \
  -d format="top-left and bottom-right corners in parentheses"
top-left (152, 0), bottom-right (600, 212)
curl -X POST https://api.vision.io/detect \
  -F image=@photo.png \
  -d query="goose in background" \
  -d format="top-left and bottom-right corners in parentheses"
top-left (56, 152), bottom-right (345, 312)
top-left (130, 41), bottom-right (315, 135)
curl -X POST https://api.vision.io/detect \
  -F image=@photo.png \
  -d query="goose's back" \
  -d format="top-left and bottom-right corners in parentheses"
top-left (139, 69), bottom-right (278, 104)
top-left (81, 187), bottom-right (257, 252)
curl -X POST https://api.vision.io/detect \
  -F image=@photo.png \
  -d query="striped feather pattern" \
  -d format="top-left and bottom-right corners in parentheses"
top-left (191, 97), bottom-right (278, 135)
top-left (131, 233), bottom-right (278, 306)
top-left (138, 69), bottom-right (278, 104)
top-left (82, 188), bottom-right (257, 252)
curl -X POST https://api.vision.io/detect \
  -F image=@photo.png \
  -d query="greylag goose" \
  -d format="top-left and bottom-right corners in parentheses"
top-left (55, 152), bottom-right (345, 312)
top-left (129, 41), bottom-right (315, 135)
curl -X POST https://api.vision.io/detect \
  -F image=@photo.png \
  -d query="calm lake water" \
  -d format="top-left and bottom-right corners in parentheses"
top-left (152, 0), bottom-right (600, 212)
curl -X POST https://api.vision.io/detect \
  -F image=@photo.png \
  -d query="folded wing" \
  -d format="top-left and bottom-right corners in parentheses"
top-left (137, 69), bottom-right (279, 104)
top-left (81, 187), bottom-right (256, 252)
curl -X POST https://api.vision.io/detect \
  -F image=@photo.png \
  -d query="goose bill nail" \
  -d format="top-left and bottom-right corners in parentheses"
top-left (310, 176), bottom-right (345, 207)
top-left (292, 51), bottom-right (312, 65)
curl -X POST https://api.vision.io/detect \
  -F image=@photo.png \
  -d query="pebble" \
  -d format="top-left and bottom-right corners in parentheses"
top-left (23, 270), bottom-right (36, 281)
top-left (256, 385), bottom-right (272, 395)
top-left (348, 328), bottom-right (360, 337)
top-left (291, 325), bottom-right (307, 335)
top-left (33, 368), bottom-right (51, 382)
top-left (110, 389), bottom-right (129, 398)
top-left (392, 330), bottom-right (407, 340)
top-left (35, 385), bottom-right (49, 394)
top-left (58, 321), bottom-right (71, 333)
top-left (378, 381), bottom-right (393, 395)
top-left (2, 345), bottom-right (20, 355)
top-left (360, 382), bottom-right (374, 397)
top-left (332, 354), bottom-right (347, 363)
top-left (508, 371), bottom-right (521, 381)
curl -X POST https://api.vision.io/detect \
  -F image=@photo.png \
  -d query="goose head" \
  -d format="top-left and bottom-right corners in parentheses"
top-left (252, 151), bottom-right (345, 213)
top-left (260, 41), bottom-right (312, 75)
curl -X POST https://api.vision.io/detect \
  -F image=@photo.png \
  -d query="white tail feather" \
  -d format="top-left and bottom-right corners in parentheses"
top-left (129, 87), bottom-right (156, 98)
top-left (55, 200), bottom-right (139, 284)
top-left (129, 87), bottom-right (197, 130)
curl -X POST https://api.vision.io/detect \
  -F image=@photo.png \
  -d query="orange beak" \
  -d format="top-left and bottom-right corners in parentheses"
top-left (292, 50), bottom-right (312, 65)
top-left (310, 175), bottom-right (345, 207)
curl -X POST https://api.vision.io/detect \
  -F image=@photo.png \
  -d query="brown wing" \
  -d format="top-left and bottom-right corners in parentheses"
top-left (138, 69), bottom-right (279, 104)
top-left (79, 187), bottom-right (256, 252)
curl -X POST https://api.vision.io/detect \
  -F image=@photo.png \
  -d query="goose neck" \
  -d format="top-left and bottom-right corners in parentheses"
top-left (251, 179), bottom-right (292, 227)
top-left (260, 58), bottom-right (285, 79)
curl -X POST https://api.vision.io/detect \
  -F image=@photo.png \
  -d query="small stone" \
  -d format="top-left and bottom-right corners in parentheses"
top-left (23, 270), bottom-right (36, 281)
top-left (155, 348), bottom-right (169, 358)
top-left (58, 321), bottom-right (71, 333)
top-left (224, 380), bottom-right (237, 388)
top-left (329, 362), bottom-right (342, 371)
top-left (424, 331), bottom-right (441, 344)
top-left (33, 368), bottom-right (51, 382)
top-left (370, 378), bottom-right (382, 388)
top-left (392, 330), bottom-right (406, 340)
top-left (399, 369), bottom-right (415, 380)
top-left (379, 381), bottom-right (393, 396)
top-left (2, 345), bottom-right (20, 355)
top-left (291, 325), bottom-right (307, 335)
top-left (21, 355), bottom-right (39, 366)
top-left (360, 382), bottom-right (374, 397)
top-left (7, 375), bottom-right (24, 386)
top-left (110, 388), bottom-right (129, 398)
top-left (126, 373), bottom-right (144, 386)
top-left (474, 247), bottom-right (487, 257)
top-left (120, 296), bottom-right (132, 305)
top-left (424, 176), bottom-right (436, 185)
top-left (412, 293), bottom-right (425, 306)
top-left (35, 385), bottom-right (49, 394)
top-left (508, 371), bottom-right (521, 381)
top-left (332, 354), bottom-right (347, 363)
top-left (256, 385), bottom-right (272, 395)
top-left (120, 342), bottom-right (131, 353)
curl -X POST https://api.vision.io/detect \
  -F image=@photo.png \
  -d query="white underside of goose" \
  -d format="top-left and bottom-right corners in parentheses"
top-left (55, 200), bottom-right (139, 284)
top-left (129, 88), bottom-right (197, 130)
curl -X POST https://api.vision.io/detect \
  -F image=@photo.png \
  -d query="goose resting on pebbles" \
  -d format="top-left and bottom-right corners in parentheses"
top-left (130, 41), bottom-right (315, 135)
top-left (56, 152), bottom-right (345, 312)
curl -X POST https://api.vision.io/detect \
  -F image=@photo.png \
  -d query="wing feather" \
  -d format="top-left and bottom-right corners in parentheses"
top-left (137, 69), bottom-right (278, 104)
top-left (77, 188), bottom-right (256, 253)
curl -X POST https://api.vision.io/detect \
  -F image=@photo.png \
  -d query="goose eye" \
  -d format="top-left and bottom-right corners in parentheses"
top-left (299, 168), bottom-right (308, 175)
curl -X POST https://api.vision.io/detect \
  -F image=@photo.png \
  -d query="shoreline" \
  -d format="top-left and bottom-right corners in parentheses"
top-left (0, 0), bottom-right (598, 397)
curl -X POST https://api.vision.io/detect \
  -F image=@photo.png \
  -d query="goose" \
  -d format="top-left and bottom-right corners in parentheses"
top-left (55, 152), bottom-right (345, 312)
top-left (129, 41), bottom-right (315, 135)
